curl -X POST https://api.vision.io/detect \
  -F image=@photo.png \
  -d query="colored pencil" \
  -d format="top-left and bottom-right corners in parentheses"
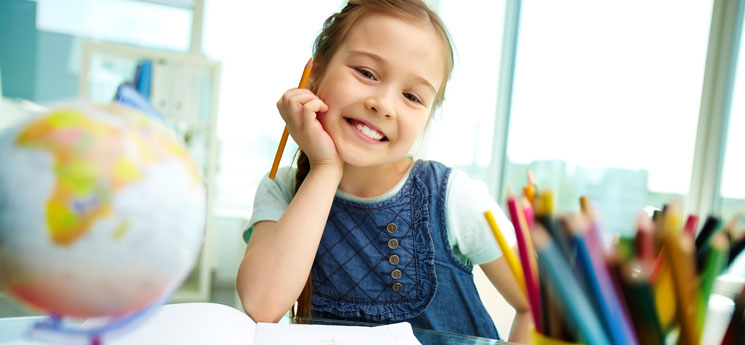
top-left (684, 214), bottom-right (699, 240)
top-left (615, 260), bottom-right (665, 345)
top-left (578, 196), bottom-right (608, 265)
top-left (721, 285), bottom-right (745, 345)
top-left (694, 216), bottom-right (721, 273)
top-left (653, 254), bottom-right (677, 329)
top-left (564, 214), bottom-right (638, 345)
top-left (523, 169), bottom-right (537, 205)
top-left (269, 57), bottom-right (313, 179)
top-left (507, 192), bottom-right (542, 333)
top-left (532, 226), bottom-right (613, 345)
top-left (535, 190), bottom-right (572, 260)
top-left (635, 212), bottom-right (656, 271)
top-left (727, 222), bottom-right (745, 265)
top-left (653, 204), bottom-right (684, 330)
top-left (695, 215), bottom-right (721, 252)
top-left (522, 196), bottom-right (535, 230)
top-left (484, 210), bottom-right (526, 296)
top-left (665, 233), bottom-right (700, 345)
top-left (697, 232), bottom-right (729, 330)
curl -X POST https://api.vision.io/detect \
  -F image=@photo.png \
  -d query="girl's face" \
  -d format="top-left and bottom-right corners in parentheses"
top-left (314, 13), bottom-right (446, 168)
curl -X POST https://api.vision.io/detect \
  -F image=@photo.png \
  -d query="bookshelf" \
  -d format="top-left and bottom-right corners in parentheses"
top-left (79, 40), bottom-right (221, 302)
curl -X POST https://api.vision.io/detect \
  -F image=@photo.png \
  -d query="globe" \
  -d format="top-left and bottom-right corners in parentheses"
top-left (0, 103), bottom-right (205, 321)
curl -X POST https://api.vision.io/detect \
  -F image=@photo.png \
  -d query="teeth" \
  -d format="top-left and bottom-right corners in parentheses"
top-left (355, 122), bottom-right (383, 140)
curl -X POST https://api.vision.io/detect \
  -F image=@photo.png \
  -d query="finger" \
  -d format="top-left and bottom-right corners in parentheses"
top-left (278, 89), bottom-right (315, 107)
top-left (301, 99), bottom-right (329, 114)
top-left (277, 92), bottom-right (319, 123)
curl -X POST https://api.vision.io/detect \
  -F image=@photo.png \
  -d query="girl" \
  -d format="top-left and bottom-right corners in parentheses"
top-left (237, 0), bottom-right (530, 342)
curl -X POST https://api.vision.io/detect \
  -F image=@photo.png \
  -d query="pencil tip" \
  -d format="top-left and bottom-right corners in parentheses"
top-left (527, 169), bottom-right (537, 186)
top-left (506, 187), bottom-right (515, 198)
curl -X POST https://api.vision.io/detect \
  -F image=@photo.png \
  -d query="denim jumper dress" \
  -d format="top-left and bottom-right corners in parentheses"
top-left (310, 160), bottom-right (501, 339)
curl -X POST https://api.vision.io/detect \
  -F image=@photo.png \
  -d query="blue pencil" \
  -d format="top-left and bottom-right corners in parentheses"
top-left (533, 227), bottom-right (613, 345)
top-left (568, 230), bottom-right (638, 345)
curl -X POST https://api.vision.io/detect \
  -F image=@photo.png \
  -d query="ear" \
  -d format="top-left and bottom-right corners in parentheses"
top-left (308, 68), bottom-right (321, 90)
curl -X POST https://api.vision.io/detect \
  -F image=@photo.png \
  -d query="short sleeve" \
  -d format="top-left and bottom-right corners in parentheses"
top-left (243, 167), bottom-right (297, 243)
top-left (445, 170), bottom-right (516, 265)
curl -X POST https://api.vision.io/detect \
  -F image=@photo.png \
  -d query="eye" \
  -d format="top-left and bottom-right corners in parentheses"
top-left (404, 92), bottom-right (422, 104)
top-left (355, 68), bottom-right (376, 80)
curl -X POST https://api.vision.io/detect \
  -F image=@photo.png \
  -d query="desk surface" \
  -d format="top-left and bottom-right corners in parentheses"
top-left (0, 303), bottom-right (517, 345)
top-left (286, 317), bottom-right (514, 345)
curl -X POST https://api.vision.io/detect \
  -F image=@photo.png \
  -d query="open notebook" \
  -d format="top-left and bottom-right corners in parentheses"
top-left (106, 303), bottom-right (422, 345)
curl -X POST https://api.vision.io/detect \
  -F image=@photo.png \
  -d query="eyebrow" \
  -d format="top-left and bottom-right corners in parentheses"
top-left (348, 50), bottom-right (437, 93)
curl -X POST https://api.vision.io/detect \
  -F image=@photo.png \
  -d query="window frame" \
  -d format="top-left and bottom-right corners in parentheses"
top-left (491, 0), bottom-right (745, 221)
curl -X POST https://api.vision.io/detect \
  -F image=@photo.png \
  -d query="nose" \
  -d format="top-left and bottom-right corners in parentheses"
top-left (364, 88), bottom-right (395, 118)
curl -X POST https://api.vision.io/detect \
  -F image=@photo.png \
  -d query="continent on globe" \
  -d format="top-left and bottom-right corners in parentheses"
top-left (0, 103), bottom-right (205, 319)
top-left (15, 108), bottom-right (201, 246)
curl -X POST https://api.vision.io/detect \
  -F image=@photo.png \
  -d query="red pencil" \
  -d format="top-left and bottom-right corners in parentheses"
top-left (507, 191), bottom-right (542, 333)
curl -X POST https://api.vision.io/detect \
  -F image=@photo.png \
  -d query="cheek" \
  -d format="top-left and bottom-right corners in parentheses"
top-left (317, 111), bottom-right (331, 128)
top-left (398, 116), bottom-right (428, 144)
top-left (409, 116), bottom-right (429, 135)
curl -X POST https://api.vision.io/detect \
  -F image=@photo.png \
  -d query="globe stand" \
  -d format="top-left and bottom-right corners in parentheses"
top-left (27, 296), bottom-right (167, 345)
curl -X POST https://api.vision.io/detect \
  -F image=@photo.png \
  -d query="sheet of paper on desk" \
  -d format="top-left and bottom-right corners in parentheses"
top-left (104, 303), bottom-right (421, 345)
top-left (254, 322), bottom-right (422, 345)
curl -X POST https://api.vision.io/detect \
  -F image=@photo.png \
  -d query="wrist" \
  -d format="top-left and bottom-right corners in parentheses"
top-left (307, 162), bottom-right (343, 183)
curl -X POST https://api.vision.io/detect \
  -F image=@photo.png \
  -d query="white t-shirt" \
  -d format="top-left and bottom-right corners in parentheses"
top-left (246, 163), bottom-right (516, 266)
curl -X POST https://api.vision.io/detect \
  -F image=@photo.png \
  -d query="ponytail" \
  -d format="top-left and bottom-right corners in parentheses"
top-left (292, 150), bottom-right (313, 318)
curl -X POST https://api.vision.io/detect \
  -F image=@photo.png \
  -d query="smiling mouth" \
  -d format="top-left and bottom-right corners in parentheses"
top-left (345, 118), bottom-right (388, 142)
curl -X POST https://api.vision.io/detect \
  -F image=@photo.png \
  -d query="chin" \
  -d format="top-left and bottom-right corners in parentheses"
top-left (339, 154), bottom-right (375, 167)
top-left (337, 148), bottom-right (380, 167)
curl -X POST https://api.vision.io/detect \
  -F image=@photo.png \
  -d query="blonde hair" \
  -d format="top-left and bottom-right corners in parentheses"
top-left (293, 0), bottom-right (454, 318)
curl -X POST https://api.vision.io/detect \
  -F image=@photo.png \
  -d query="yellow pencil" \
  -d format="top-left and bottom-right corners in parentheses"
top-left (666, 232), bottom-right (700, 345)
top-left (269, 57), bottom-right (313, 179)
top-left (484, 210), bottom-right (526, 296)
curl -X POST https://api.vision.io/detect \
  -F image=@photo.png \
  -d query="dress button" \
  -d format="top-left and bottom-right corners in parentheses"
top-left (392, 282), bottom-right (403, 292)
top-left (387, 238), bottom-right (399, 249)
top-left (391, 269), bottom-right (402, 279)
top-left (388, 254), bottom-right (400, 265)
top-left (386, 223), bottom-right (397, 234)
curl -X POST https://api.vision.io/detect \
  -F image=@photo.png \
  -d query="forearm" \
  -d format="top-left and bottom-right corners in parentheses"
top-left (508, 310), bottom-right (532, 344)
top-left (237, 166), bottom-right (341, 322)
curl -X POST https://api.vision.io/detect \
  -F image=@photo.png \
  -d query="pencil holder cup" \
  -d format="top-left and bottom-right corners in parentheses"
top-left (530, 329), bottom-right (582, 345)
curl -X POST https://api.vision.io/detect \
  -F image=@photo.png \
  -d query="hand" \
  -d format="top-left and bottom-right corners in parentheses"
top-left (276, 89), bottom-right (341, 171)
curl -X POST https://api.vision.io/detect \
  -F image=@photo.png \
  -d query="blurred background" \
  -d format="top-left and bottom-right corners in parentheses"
top-left (1, 0), bottom-right (743, 335)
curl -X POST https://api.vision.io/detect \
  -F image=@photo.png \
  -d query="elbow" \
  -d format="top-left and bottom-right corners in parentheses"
top-left (514, 301), bottom-right (531, 314)
top-left (514, 297), bottom-right (531, 314)
top-left (237, 278), bottom-right (288, 323)
top-left (242, 298), bottom-right (287, 323)
top-left (236, 257), bottom-right (292, 323)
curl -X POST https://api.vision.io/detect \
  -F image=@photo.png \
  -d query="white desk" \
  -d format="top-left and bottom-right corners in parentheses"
top-left (0, 303), bottom-right (253, 345)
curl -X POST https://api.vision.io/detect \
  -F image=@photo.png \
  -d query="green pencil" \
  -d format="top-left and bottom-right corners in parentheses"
top-left (697, 232), bottom-right (729, 330)
top-left (617, 260), bottom-right (665, 345)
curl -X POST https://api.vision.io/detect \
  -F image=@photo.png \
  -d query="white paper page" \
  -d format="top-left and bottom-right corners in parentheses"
top-left (106, 303), bottom-right (256, 345)
top-left (382, 322), bottom-right (422, 344)
top-left (254, 322), bottom-right (421, 345)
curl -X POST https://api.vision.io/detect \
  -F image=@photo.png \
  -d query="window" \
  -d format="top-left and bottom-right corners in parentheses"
top-left (37, 0), bottom-right (192, 52)
top-left (202, 0), bottom-right (343, 216)
top-left (504, 1), bottom-right (713, 235)
top-left (422, 1), bottom-right (506, 183)
top-left (718, 16), bottom-right (745, 222)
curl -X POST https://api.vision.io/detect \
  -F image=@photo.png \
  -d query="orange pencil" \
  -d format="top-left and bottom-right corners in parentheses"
top-left (523, 169), bottom-right (537, 205)
top-left (269, 58), bottom-right (313, 179)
